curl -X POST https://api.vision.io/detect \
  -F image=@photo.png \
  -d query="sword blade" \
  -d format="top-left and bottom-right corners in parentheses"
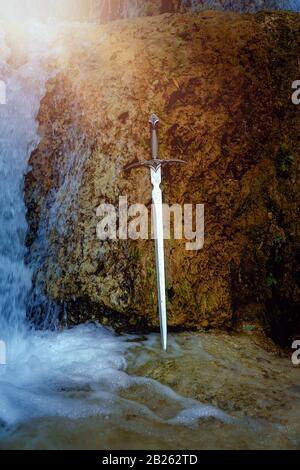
top-left (151, 167), bottom-right (167, 351)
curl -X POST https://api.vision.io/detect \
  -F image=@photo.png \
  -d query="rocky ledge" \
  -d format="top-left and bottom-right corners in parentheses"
top-left (25, 11), bottom-right (300, 346)
top-left (91, 0), bottom-right (300, 22)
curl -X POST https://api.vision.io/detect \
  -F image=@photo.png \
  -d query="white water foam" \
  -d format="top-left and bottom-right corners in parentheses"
top-left (0, 324), bottom-right (131, 426)
top-left (0, 324), bottom-right (233, 432)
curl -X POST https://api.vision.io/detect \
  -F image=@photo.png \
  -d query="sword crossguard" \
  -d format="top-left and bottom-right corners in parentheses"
top-left (124, 158), bottom-right (186, 173)
top-left (124, 114), bottom-right (186, 173)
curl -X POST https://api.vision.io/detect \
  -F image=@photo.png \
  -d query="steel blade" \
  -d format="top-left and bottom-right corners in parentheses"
top-left (151, 166), bottom-right (167, 351)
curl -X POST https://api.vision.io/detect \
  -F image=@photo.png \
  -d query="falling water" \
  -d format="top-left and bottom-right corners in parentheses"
top-left (0, 23), bottom-right (59, 353)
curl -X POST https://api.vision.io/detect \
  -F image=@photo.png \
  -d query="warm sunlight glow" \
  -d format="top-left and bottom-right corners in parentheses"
top-left (0, 0), bottom-right (92, 22)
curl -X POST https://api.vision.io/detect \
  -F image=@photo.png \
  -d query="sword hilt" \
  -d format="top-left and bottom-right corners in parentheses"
top-left (124, 114), bottom-right (186, 173)
top-left (149, 114), bottom-right (159, 160)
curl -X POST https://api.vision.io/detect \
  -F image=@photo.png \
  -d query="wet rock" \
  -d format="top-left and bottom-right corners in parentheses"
top-left (90, 0), bottom-right (300, 22)
top-left (127, 332), bottom-right (300, 423)
top-left (25, 11), bottom-right (300, 345)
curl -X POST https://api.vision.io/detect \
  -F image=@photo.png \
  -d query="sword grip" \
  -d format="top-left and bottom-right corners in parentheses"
top-left (149, 114), bottom-right (159, 160)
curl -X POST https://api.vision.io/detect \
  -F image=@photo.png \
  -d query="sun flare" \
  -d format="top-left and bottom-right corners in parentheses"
top-left (0, 0), bottom-right (92, 22)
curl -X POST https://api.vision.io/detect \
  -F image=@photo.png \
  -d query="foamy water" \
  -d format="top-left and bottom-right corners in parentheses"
top-left (1, 329), bottom-right (299, 450)
top-left (0, 326), bottom-right (262, 451)
top-left (0, 325), bottom-right (131, 425)
top-left (0, 325), bottom-right (231, 429)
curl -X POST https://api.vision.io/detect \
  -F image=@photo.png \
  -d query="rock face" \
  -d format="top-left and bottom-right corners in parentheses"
top-left (90, 0), bottom-right (300, 22)
top-left (25, 11), bottom-right (300, 346)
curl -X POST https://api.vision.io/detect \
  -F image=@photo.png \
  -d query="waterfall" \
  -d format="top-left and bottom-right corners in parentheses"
top-left (0, 23), bottom-right (59, 355)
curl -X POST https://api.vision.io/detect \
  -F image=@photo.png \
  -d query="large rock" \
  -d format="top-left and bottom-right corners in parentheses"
top-left (25, 11), bottom-right (300, 345)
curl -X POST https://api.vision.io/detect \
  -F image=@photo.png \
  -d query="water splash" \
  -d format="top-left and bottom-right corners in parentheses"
top-left (1, 330), bottom-right (298, 449)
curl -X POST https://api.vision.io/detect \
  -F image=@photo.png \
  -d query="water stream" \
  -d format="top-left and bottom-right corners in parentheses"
top-left (0, 11), bottom-right (299, 450)
top-left (0, 22), bottom-right (59, 352)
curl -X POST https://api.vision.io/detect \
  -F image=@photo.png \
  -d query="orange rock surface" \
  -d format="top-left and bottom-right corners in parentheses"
top-left (25, 11), bottom-right (300, 345)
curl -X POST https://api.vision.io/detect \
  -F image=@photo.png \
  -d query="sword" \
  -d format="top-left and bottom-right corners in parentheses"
top-left (124, 114), bottom-right (185, 351)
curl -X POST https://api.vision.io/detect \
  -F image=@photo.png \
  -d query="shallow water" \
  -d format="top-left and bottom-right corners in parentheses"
top-left (0, 326), bottom-right (299, 450)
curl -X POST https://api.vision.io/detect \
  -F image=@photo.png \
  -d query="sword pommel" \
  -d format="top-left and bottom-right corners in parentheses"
top-left (149, 114), bottom-right (159, 129)
top-left (149, 114), bottom-right (159, 160)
